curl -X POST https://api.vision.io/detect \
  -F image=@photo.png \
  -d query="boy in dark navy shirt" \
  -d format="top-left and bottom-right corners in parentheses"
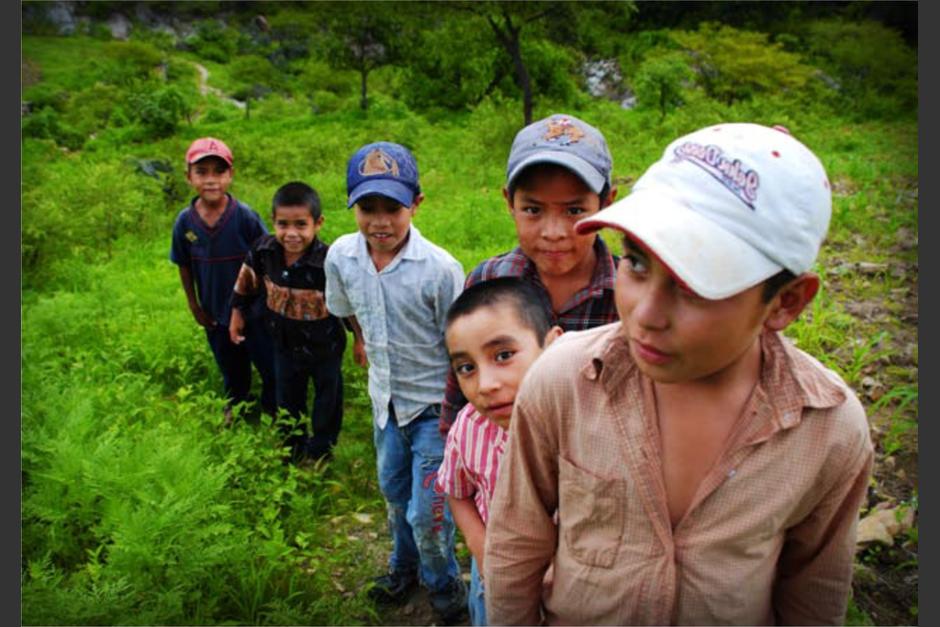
top-left (170, 137), bottom-right (276, 422)
top-left (230, 181), bottom-right (347, 463)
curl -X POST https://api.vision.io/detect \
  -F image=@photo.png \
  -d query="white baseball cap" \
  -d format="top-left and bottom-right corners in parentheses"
top-left (576, 123), bottom-right (832, 300)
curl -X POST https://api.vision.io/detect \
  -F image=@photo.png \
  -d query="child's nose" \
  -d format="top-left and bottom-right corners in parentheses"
top-left (478, 367), bottom-right (501, 394)
top-left (541, 215), bottom-right (567, 240)
top-left (633, 285), bottom-right (671, 330)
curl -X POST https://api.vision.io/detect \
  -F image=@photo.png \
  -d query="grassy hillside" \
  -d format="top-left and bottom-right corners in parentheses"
top-left (21, 29), bottom-right (917, 626)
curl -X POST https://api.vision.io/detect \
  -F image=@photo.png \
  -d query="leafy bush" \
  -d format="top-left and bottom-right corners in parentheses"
top-left (401, 18), bottom-right (504, 112)
top-left (521, 38), bottom-right (582, 107)
top-left (801, 19), bottom-right (917, 119)
top-left (632, 50), bottom-right (694, 118)
top-left (100, 40), bottom-right (166, 85)
top-left (131, 85), bottom-right (191, 139)
top-left (673, 22), bottom-right (817, 104)
top-left (21, 156), bottom-right (165, 274)
top-left (186, 19), bottom-right (239, 64)
top-left (21, 107), bottom-right (86, 151)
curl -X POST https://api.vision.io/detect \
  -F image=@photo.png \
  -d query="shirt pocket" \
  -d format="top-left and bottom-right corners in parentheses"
top-left (558, 456), bottom-right (625, 569)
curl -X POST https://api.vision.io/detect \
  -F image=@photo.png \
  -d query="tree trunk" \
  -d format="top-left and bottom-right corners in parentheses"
top-left (505, 33), bottom-right (532, 125)
top-left (360, 68), bottom-right (369, 110)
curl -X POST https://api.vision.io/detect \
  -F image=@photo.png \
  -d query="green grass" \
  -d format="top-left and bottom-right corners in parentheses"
top-left (21, 32), bottom-right (918, 625)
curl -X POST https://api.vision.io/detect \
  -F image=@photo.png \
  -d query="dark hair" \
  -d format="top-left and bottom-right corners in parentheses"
top-left (762, 269), bottom-right (797, 302)
top-left (446, 277), bottom-right (553, 345)
top-left (508, 162), bottom-right (610, 204)
top-left (272, 181), bottom-right (322, 220)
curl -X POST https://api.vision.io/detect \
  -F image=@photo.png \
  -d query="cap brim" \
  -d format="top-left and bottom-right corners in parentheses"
top-left (188, 151), bottom-right (232, 166)
top-left (347, 179), bottom-right (415, 208)
top-left (576, 187), bottom-right (782, 300)
top-left (507, 152), bottom-right (606, 194)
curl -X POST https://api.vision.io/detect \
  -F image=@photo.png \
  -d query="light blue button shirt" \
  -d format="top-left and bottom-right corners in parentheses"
top-left (325, 226), bottom-right (465, 429)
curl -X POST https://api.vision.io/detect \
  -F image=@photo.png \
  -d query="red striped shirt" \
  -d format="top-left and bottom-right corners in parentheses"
top-left (435, 403), bottom-right (509, 525)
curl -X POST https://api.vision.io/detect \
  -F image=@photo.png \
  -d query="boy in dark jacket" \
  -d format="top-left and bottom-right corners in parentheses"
top-left (230, 181), bottom-right (346, 463)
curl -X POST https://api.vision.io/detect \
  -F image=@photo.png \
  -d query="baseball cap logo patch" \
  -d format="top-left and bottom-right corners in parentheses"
top-left (675, 142), bottom-right (760, 209)
top-left (359, 149), bottom-right (400, 177)
top-left (543, 117), bottom-right (585, 145)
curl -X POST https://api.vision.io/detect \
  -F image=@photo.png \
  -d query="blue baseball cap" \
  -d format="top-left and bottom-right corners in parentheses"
top-left (346, 142), bottom-right (421, 208)
top-left (506, 114), bottom-right (612, 194)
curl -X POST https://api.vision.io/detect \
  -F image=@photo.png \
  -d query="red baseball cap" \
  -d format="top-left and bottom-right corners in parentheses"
top-left (186, 137), bottom-right (233, 166)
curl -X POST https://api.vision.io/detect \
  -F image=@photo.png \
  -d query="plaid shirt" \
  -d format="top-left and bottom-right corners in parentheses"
top-left (440, 236), bottom-right (620, 431)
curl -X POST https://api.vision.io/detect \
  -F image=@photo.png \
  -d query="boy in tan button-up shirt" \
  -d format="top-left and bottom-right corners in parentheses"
top-left (484, 123), bottom-right (874, 625)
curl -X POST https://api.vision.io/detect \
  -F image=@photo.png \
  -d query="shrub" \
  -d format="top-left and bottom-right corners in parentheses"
top-left (801, 19), bottom-right (916, 119)
top-left (186, 19), bottom-right (238, 64)
top-left (673, 22), bottom-right (817, 104)
top-left (131, 85), bottom-right (191, 139)
top-left (632, 50), bottom-right (694, 118)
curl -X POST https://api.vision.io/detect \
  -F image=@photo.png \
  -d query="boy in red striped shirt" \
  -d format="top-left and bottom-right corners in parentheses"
top-left (435, 278), bottom-right (562, 626)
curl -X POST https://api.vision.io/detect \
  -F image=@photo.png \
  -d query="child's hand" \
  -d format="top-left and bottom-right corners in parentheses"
top-left (190, 304), bottom-right (216, 329)
top-left (229, 308), bottom-right (245, 344)
top-left (353, 339), bottom-right (368, 367)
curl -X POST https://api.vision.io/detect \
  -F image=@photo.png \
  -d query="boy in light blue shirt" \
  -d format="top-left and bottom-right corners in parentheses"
top-left (324, 142), bottom-right (467, 624)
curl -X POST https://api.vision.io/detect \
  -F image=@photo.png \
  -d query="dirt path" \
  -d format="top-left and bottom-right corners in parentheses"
top-left (191, 61), bottom-right (245, 110)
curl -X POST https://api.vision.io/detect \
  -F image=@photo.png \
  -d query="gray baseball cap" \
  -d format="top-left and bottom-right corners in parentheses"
top-left (506, 113), bottom-right (613, 194)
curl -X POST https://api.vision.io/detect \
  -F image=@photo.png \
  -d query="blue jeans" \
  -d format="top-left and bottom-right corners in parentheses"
top-left (469, 557), bottom-right (486, 625)
top-left (206, 318), bottom-right (275, 413)
top-left (274, 347), bottom-right (344, 459)
top-left (374, 403), bottom-right (460, 593)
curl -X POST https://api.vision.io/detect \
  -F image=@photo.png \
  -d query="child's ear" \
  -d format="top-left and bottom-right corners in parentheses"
top-left (763, 273), bottom-right (820, 332)
top-left (542, 325), bottom-right (564, 348)
top-left (503, 187), bottom-right (513, 212)
top-left (409, 193), bottom-right (425, 215)
top-left (315, 215), bottom-right (325, 227)
top-left (602, 186), bottom-right (618, 208)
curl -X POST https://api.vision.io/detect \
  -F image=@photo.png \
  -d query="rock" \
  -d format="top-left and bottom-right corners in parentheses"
top-left (107, 13), bottom-right (132, 40)
top-left (857, 262), bottom-right (888, 275)
top-left (352, 512), bottom-right (373, 525)
top-left (45, 1), bottom-right (77, 35)
top-left (856, 506), bottom-right (915, 548)
top-left (582, 59), bottom-right (635, 109)
top-left (895, 227), bottom-right (918, 250)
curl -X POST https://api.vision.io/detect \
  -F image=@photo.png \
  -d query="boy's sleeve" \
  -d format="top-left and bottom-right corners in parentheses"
top-left (772, 416), bottom-right (875, 625)
top-left (434, 418), bottom-right (475, 499)
top-left (484, 386), bottom-right (559, 625)
top-left (324, 247), bottom-right (354, 318)
top-left (169, 214), bottom-right (190, 266)
top-left (433, 258), bottom-right (465, 336)
top-left (230, 246), bottom-right (263, 310)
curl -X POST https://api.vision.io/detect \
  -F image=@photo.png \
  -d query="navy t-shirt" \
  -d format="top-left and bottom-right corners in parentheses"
top-left (170, 194), bottom-right (268, 327)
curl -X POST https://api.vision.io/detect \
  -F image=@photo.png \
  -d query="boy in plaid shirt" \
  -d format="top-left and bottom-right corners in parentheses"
top-left (440, 114), bottom-right (620, 435)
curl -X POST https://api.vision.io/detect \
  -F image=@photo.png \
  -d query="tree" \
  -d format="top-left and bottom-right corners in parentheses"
top-left (321, 2), bottom-right (405, 111)
top-left (633, 51), bottom-right (693, 119)
top-left (443, 1), bottom-right (635, 125)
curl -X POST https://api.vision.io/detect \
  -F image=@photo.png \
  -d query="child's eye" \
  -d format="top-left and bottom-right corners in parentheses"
top-left (520, 205), bottom-right (541, 215)
top-left (625, 253), bottom-right (649, 274)
top-left (454, 362), bottom-right (475, 377)
top-left (494, 350), bottom-right (515, 363)
top-left (566, 206), bottom-right (587, 216)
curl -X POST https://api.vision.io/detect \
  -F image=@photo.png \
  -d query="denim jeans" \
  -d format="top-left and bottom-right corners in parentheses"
top-left (206, 318), bottom-right (276, 413)
top-left (374, 403), bottom-right (460, 593)
top-left (274, 347), bottom-right (344, 459)
top-left (469, 557), bottom-right (487, 625)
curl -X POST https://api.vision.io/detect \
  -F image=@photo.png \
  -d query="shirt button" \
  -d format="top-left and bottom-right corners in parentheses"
top-left (282, 270), bottom-right (289, 278)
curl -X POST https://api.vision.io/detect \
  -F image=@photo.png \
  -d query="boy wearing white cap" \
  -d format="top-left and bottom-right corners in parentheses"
top-left (484, 123), bottom-right (874, 625)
